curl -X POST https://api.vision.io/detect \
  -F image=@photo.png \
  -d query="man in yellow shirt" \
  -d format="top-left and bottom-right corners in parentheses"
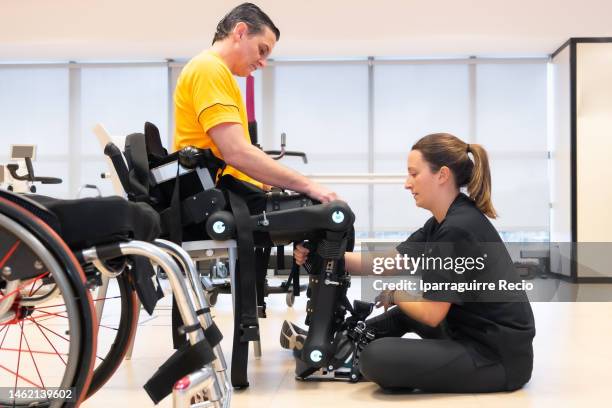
top-left (174, 2), bottom-right (337, 205)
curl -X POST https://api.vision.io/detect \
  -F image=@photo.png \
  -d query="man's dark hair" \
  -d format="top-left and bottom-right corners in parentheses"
top-left (213, 3), bottom-right (280, 44)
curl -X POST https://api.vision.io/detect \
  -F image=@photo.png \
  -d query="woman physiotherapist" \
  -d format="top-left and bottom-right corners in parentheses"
top-left (294, 133), bottom-right (535, 393)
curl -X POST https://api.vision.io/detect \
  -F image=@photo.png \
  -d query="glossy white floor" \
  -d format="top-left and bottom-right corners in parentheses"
top-left (80, 277), bottom-right (612, 408)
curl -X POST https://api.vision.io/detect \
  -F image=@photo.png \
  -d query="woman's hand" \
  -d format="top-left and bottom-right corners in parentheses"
top-left (375, 290), bottom-right (395, 312)
top-left (293, 243), bottom-right (310, 266)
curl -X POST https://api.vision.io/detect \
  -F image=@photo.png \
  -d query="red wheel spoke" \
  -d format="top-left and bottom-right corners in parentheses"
top-left (0, 347), bottom-right (69, 356)
top-left (0, 240), bottom-right (20, 269)
top-left (0, 364), bottom-right (42, 388)
top-left (26, 315), bottom-right (67, 325)
top-left (0, 324), bottom-right (10, 349)
top-left (27, 279), bottom-right (37, 296)
top-left (30, 310), bottom-right (69, 320)
top-left (0, 271), bottom-right (49, 302)
top-left (21, 320), bottom-right (46, 390)
top-left (28, 275), bottom-right (50, 297)
top-left (26, 313), bottom-right (68, 325)
top-left (28, 302), bottom-right (66, 310)
top-left (14, 317), bottom-right (25, 392)
top-left (30, 320), bottom-right (70, 343)
top-left (27, 317), bottom-right (67, 366)
top-left (34, 295), bottom-right (121, 311)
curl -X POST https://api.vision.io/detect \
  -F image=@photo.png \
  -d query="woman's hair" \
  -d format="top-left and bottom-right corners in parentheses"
top-left (412, 133), bottom-right (497, 219)
top-left (213, 3), bottom-right (280, 44)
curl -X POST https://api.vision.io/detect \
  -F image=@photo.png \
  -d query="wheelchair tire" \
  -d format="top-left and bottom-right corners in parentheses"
top-left (0, 197), bottom-right (97, 407)
top-left (86, 271), bottom-right (138, 398)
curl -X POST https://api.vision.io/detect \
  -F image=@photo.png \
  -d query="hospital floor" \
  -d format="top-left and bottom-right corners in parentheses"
top-left (83, 277), bottom-right (612, 408)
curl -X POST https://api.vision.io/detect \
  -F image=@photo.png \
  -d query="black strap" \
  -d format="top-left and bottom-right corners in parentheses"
top-left (228, 190), bottom-right (259, 331)
top-left (171, 296), bottom-right (188, 349)
top-left (132, 256), bottom-right (164, 315)
top-left (167, 162), bottom-right (183, 244)
top-left (195, 307), bottom-right (211, 315)
top-left (228, 190), bottom-right (259, 388)
top-left (177, 322), bottom-right (202, 335)
top-left (255, 247), bottom-right (270, 309)
top-left (203, 322), bottom-right (223, 347)
top-left (124, 133), bottom-right (150, 201)
top-left (143, 340), bottom-right (216, 404)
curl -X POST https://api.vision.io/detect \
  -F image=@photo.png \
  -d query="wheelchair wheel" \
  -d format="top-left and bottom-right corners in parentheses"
top-left (0, 199), bottom-right (96, 407)
top-left (86, 270), bottom-right (138, 398)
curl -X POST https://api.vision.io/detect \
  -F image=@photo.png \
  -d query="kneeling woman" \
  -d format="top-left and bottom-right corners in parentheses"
top-left (295, 133), bottom-right (535, 393)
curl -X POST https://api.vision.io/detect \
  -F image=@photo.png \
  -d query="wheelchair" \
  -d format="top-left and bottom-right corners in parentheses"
top-left (0, 188), bottom-right (231, 407)
top-left (102, 122), bottom-right (374, 387)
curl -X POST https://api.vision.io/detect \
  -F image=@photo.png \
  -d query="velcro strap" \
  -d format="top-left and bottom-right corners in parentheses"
top-left (195, 307), bottom-right (211, 315)
top-left (177, 323), bottom-right (201, 336)
top-left (143, 340), bottom-right (216, 404)
top-left (240, 324), bottom-right (260, 342)
top-left (204, 323), bottom-right (223, 346)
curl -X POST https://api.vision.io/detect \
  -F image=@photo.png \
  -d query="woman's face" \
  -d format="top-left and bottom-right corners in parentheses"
top-left (405, 149), bottom-right (440, 210)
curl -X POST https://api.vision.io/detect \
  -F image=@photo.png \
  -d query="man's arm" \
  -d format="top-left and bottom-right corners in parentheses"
top-left (209, 122), bottom-right (337, 203)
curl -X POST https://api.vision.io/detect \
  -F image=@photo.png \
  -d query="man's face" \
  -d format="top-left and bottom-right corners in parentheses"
top-left (233, 24), bottom-right (276, 77)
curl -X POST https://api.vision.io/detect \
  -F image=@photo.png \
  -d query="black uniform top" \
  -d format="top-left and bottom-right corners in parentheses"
top-left (396, 193), bottom-right (536, 391)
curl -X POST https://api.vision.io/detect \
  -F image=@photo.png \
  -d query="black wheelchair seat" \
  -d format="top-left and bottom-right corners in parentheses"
top-left (28, 195), bottom-right (161, 249)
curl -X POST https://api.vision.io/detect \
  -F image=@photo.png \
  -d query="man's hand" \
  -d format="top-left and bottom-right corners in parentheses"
top-left (209, 123), bottom-right (339, 202)
top-left (293, 243), bottom-right (310, 266)
top-left (375, 290), bottom-right (395, 312)
top-left (306, 181), bottom-right (338, 203)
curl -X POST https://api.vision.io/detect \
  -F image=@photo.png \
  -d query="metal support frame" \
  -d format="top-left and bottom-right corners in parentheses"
top-left (79, 239), bottom-right (231, 407)
top-left (183, 239), bottom-right (262, 360)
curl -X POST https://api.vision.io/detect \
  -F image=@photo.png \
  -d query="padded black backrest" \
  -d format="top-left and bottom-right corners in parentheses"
top-left (144, 121), bottom-right (168, 163)
top-left (124, 133), bottom-right (150, 201)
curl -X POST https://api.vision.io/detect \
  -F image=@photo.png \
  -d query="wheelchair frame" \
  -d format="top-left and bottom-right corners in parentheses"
top-left (0, 192), bottom-right (232, 407)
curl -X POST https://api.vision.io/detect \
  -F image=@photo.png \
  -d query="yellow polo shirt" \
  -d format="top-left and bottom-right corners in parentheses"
top-left (173, 50), bottom-right (262, 188)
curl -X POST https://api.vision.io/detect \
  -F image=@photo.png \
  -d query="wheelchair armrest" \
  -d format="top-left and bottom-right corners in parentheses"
top-left (104, 142), bottom-right (132, 194)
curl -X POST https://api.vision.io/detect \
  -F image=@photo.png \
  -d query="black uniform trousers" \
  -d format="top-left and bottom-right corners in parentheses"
top-left (360, 307), bottom-right (507, 393)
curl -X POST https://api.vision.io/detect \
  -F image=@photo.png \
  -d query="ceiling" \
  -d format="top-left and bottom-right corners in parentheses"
top-left (1, 0), bottom-right (611, 62)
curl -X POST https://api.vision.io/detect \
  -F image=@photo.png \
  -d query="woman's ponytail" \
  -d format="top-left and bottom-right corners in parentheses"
top-left (466, 143), bottom-right (497, 219)
top-left (412, 134), bottom-right (497, 219)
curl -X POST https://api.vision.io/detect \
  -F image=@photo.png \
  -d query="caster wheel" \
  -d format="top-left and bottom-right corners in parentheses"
top-left (286, 289), bottom-right (295, 307)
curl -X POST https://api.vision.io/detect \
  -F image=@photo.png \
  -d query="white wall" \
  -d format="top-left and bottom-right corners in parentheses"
top-left (576, 42), bottom-right (612, 278)
top-left (576, 43), bottom-right (612, 243)
top-left (1, 1), bottom-right (612, 60)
